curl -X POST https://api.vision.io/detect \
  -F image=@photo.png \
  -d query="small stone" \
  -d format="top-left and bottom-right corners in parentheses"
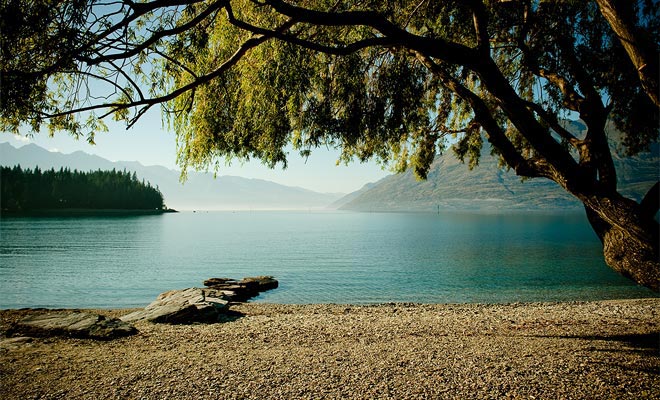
top-left (0, 336), bottom-right (33, 350)
top-left (203, 278), bottom-right (236, 287)
top-left (239, 276), bottom-right (279, 291)
top-left (202, 276), bottom-right (279, 302)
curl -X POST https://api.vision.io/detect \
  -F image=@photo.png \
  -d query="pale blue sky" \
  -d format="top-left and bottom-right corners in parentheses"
top-left (1, 109), bottom-right (389, 194)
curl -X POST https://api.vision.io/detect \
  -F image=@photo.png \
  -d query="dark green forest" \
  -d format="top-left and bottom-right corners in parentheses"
top-left (1, 166), bottom-right (165, 212)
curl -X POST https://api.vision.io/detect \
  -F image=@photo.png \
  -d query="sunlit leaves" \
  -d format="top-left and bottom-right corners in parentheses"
top-left (0, 0), bottom-right (87, 133)
top-left (3, 0), bottom-right (657, 183)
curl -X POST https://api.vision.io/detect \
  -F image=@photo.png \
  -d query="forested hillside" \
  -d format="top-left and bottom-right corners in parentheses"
top-left (0, 143), bottom-right (344, 210)
top-left (1, 166), bottom-right (165, 212)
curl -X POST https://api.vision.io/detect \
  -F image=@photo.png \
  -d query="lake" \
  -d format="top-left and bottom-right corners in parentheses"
top-left (0, 211), bottom-right (655, 308)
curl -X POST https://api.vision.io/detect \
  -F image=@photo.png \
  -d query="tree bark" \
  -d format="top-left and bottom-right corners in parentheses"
top-left (584, 195), bottom-right (659, 292)
top-left (596, 0), bottom-right (660, 107)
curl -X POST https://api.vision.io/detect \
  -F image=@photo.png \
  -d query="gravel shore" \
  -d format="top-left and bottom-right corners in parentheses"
top-left (1, 298), bottom-right (658, 399)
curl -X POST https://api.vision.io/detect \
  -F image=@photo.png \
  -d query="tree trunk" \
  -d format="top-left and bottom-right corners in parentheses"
top-left (584, 197), bottom-right (659, 292)
top-left (596, 0), bottom-right (660, 107)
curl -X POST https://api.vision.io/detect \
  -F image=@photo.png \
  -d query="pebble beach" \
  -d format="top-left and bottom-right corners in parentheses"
top-left (1, 298), bottom-right (659, 399)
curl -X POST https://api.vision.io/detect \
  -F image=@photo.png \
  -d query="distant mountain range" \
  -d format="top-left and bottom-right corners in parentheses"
top-left (0, 143), bottom-right (344, 210)
top-left (3, 127), bottom-right (657, 213)
top-left (337, 138), bottom-right (659, 212)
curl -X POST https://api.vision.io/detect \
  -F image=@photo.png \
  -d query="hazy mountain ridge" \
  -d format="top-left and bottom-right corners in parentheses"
top-left (327, 181), bottom-right (377, 209)
top-left (339, 139), bottom-right (659, 212)
top-left (0, 143), bottom-right (344, 210)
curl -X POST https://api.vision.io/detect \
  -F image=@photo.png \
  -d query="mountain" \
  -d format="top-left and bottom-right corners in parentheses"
top-left (0, 143), bottom-right (344, 210)
top-left (327, 181), bottom-right (377, 209)
top-left (338, 142), bottom-right (659, 212)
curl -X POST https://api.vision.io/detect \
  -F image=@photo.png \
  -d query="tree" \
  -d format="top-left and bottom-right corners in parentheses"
top-left (1, 0), bottom-right (658, 290)
top-left (0, 166), bottom-right (165, 211)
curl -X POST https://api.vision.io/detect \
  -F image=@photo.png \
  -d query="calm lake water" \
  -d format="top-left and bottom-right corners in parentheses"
top-left (0, 211), bottom-right (655, 308)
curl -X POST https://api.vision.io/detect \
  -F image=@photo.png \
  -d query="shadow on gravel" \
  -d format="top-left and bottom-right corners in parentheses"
top-left (532, 332), bottom-right (659, 352)
top-left (595, 332), bottom-right (660, 352)
top-left (531, 332), bottom-right (660, 375)
top-left (216, 309), bottom-right (246, 323)
top-left (579, 332), bottom-right (658, 353)
top-left (530, 332), bottom-right (659, 357)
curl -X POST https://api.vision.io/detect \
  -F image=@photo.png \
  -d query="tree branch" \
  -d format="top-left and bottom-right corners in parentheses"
top-left (88, 0), bottom-right (210, 48)
top-left (552, 36), bottom-right (618, 192)
top-left (57, 69), bottom-right (135, 103)
top-left (535, 70), bottom-right (583, 112)
top-left (83, 0), bottom-right (226, 65)
top-left (40, 18), bottom-right (296, 121)
top-left (522, 100), bottom-right (581, 147)
top-left (515, 7), bottom-right (584, 112)
top-left (513, 3), bottom-right (618, 193)
top-left (466, 0), bottom-right (490, 55)
top-left (596, 0), bottom-right (660, 107)
top-left (415, 53), bottom-right (545, 180)
top-left (152, 48), bottom-right (199, 80)
top-left (403, 0), bottom-right (430, 30)
top-left (105, 58), bottom-right (145, 101)
top-left (262, 0), bottom-right (477, 66)
top-left (476, 57), bottom-right (582, 184)
top-left (225, 6), bottom-right (394, 55)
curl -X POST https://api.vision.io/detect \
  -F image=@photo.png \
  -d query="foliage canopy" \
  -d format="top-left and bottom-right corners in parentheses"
top-left (2, 0), bottom-right (657, 177)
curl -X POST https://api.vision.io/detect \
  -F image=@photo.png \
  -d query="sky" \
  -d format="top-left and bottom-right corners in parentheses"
top-left (0, 109), bottom-right (389, 194)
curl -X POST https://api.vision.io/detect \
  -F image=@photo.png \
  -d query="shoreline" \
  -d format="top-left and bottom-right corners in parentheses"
top-left (1, 295), bottom-right (659, 311)
top-left (0, 208), bottom-right (178, 217)
top-left (1, 298), bottom-right (658, 399)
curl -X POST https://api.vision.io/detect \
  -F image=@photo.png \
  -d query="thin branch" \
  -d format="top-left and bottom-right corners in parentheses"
top-left (87, 0), bottom-right (209, 48)
top-left (126, 104), bottom-right (154, 129)
top-left (515, 5), bottom-right (584, 112)
top-left (546, 33), bottom-right (616, 191)
top-left (535, 69), bottom-right (583, 112)
top-left (403, 0), bottom-right (429, 29)
top-left (152, 48), bottom-right (199, 80)
top-left (84, 0), bottom-right (226, 65)
top-left (557, 36), bottom-right (601, 106)
top-left (61, 69), bottom-right (133, 101)
top-left (522, 100), bottom-right (581, 147)
top-left (466, 0), bottom-right (490, 54)
top-left (106, 58), bottom-right (145, 101)
top-left (40, 19), bottom-right (296, 121)
top-left (414, 52), bottom-right (545, 180)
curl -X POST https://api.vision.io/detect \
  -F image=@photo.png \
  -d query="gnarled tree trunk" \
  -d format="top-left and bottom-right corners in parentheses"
top-left (584, 193), bottom-right (659, 292)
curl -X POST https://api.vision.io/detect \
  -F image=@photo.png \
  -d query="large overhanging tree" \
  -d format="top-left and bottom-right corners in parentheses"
top-left (1, 0), bottom-right (658, 290)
